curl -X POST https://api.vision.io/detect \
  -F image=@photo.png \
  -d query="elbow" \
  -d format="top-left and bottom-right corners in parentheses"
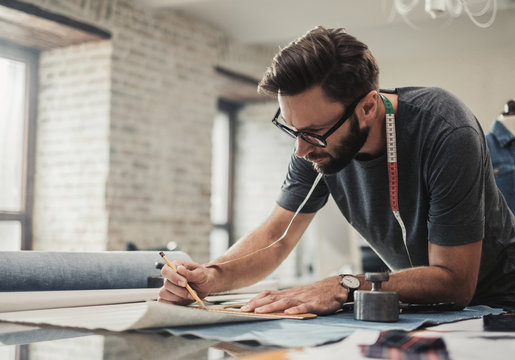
top-left (453, 293), bottom-right (473, 308)
top-left (449, 279), bottom-right (477, 308)
top-left (432, 262), bottom-right (479, 308)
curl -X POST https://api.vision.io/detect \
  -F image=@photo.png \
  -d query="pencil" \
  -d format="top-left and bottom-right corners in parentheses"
top-left (159, 251), bottom-right (207, 310)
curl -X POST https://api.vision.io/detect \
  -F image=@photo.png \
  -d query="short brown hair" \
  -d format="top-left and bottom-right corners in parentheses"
top-left (258, 26), bottom-right (379, 106)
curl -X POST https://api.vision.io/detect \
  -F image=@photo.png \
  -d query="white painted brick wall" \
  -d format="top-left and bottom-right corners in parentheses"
top-left (28, 0), bottom-right (278, 264)
top-left (26, 0), bottom-right (223, 261)
top-left (217, 39), bottom-right (277, 80)
top-left (106, 7), bottom-right (220, 261)
top-left (34, 40), bottom-right (111, 251)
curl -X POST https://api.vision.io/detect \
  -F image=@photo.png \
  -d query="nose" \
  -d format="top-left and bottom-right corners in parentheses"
top-left (295, 137), bottom-right (316, 158)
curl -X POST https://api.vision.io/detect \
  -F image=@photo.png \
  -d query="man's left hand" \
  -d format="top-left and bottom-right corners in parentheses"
top-left (240, 276), bottom-right (347, 315)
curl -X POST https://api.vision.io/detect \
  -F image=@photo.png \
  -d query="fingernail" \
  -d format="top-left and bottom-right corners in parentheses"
top-left (241, 305), bottom-right (250, 311)
top-left (179, 281), bottom-right (186, 287)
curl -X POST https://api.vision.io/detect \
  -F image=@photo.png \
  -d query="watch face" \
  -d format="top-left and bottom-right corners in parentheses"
top-left (341, 275), bottom-right (360, 289)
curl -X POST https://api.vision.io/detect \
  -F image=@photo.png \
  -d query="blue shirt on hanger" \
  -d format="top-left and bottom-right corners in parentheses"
top-left (486, 118), bottom-right (515, 213)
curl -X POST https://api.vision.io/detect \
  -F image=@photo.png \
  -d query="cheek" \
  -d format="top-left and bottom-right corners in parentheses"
top-left (320, 142), bottom-right (340, 157)
top-left (313, 148), bottom-right (333, 159)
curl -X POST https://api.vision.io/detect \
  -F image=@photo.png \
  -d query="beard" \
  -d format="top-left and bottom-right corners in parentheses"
top-left (305, 113), bottom-right (369, 174)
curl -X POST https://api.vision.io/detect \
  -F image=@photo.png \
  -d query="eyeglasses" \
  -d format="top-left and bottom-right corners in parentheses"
top-left (271, 94), bottom-right (366, 148)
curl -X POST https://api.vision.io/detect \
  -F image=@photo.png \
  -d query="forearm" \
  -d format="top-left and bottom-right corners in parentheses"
top-left (357, 265), bottom-right (477, 307)
top-left (205, 206), bottom-right (315, 293)
top-left (354, 240), bottom-right (482, 307)
top-left (206, 233), bottom-right (292, 293)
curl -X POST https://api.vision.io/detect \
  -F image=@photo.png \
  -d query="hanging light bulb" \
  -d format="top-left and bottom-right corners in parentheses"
top-left (425, 0), bottom-right (446, 18)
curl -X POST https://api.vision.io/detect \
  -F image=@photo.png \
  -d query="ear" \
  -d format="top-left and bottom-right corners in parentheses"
top-left (357, 91), bottom-right (378, 126)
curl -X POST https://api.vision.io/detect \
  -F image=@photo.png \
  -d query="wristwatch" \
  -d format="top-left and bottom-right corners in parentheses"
top-left (339, 274), bottom-right (360, 302)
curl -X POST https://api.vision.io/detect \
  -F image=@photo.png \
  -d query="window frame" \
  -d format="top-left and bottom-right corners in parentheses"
top-left (0, 39), bottom-right (38, 250)
top-left (211, 99), bottom-right (241, 246)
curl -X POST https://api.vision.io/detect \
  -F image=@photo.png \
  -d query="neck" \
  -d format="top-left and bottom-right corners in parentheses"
top-left (500, 115), bottom-right (515, 134)
top-left (358, 92), bottom-right (397, 158)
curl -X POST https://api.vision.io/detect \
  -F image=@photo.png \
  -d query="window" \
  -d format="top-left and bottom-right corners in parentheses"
top-left (210, 100), bottom-right (239, 260)
top-left (0, 41), bottom-right (38, 250)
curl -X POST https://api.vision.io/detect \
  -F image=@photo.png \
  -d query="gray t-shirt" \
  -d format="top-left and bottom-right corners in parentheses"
top-left (277, 87), bottom-right (515, 306)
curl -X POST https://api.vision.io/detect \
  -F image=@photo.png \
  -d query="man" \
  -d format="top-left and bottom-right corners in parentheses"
top-left (159, 27), bottom-right (515, 314)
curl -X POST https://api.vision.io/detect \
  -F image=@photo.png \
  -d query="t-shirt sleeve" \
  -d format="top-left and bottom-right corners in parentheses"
top-left (276, 153), bottom-right (330, 213)
top-left (426, 126), bottom-right (486, 245)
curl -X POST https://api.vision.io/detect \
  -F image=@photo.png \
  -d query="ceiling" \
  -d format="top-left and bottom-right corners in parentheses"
top-left (135, 0), bottom-right (515, 47)
top-left (0, 2), bottom-right (110, 50)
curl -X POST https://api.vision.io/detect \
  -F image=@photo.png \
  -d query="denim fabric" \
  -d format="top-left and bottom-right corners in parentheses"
top-left (0, 251), bottom-right (191, 291)
top-left (486, 119), bottom-right (515, 213)
top-left (167, 305), bottom-right (503, 348)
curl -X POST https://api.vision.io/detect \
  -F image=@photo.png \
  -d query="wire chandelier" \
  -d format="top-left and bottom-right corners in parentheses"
top-left (382, 0), bottom-right (498, 29)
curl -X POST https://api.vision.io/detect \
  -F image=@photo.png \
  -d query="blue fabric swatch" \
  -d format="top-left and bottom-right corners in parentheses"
top-left (163, 305), bottom-right (503, 347)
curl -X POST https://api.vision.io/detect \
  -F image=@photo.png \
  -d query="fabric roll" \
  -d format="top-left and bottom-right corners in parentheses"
top-left (0, 251), bottom-right (191, 291)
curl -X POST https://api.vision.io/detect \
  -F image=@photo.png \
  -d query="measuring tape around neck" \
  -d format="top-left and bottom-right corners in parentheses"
top-left (381, 94), bottom-right (414, 267)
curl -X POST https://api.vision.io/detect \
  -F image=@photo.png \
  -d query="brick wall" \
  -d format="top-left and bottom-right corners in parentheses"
top-left (27, 0), bottom-right (275, 263)
top-left (217, 38), bottom-right (277, 80)
top-left (106, 3), bottom-right (220, 260)
top-left (31, 0), bottom-right (222, 260)
top-left (34, 40), bottom-right (111, 251)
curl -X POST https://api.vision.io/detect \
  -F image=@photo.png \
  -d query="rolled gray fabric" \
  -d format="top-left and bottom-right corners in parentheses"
top-left (0, 251), bottom-right (191, 291)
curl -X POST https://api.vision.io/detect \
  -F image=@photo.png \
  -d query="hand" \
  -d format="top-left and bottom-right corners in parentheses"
top-left (158, 261), bottom-right (214, 306)
top-left (240, 276), bottom-right (347, 315)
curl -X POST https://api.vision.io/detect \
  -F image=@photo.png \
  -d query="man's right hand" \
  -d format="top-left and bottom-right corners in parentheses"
top-left (158, 261), bottom-right (214, 306)
top-left (157, 206), bottom-right (316, 306)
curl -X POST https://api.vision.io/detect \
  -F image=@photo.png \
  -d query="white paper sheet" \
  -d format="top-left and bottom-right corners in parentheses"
top-left (0, 288), bottom-right (159, 312)
top-left (0, 301), bottom-right (276, 331)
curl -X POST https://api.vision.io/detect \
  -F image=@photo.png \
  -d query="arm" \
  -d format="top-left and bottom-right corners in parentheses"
top-left (241, 240), bottom-right (481, 315)
top-left (206, 205), bottom-right (316, 292)
top-left (158, 205), bottom-right (315, 305)
top-left (376, 240), bottom-right (482, 307)
top-left (370, 123), bottom-right (484, 307)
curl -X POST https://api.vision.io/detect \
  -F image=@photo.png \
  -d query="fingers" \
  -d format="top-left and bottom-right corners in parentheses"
top-left (241, 290), bottom-right (295, 313)
top-left (159, 261), bottom-right (212, 305)
top-left (284, 303), bottom-right (310, 315)
top-left (161, 261), bottom-right (206, 284)
top-left (158, 278), bottom-right (194, 305)
top-left (161, 263), bottom-right (188, 287)
top-left (239, 281), bottom-right (344, 315)
top-left (254, 298), bottom-right (296, 314)
top-left (159, 261), bottom-right (198, 305)
top-left (161, 260), bottom-right (200, 284)
top-left (177, 264), bottom-right (208, 285)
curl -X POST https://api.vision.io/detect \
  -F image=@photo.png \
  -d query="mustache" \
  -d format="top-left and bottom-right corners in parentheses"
top-left (304, 153), bottom-right (329, 162)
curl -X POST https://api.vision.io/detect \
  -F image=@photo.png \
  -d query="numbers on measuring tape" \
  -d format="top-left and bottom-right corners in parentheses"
top-left (381, 94), bottom-right (413, 267)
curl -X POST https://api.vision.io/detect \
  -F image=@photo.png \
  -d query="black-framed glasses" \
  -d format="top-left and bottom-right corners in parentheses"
top-left (272, 94), bottom-right (367, 148)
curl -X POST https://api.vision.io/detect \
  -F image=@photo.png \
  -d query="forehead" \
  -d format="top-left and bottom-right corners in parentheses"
top-left (278, 87), bottom-right (345, 128)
